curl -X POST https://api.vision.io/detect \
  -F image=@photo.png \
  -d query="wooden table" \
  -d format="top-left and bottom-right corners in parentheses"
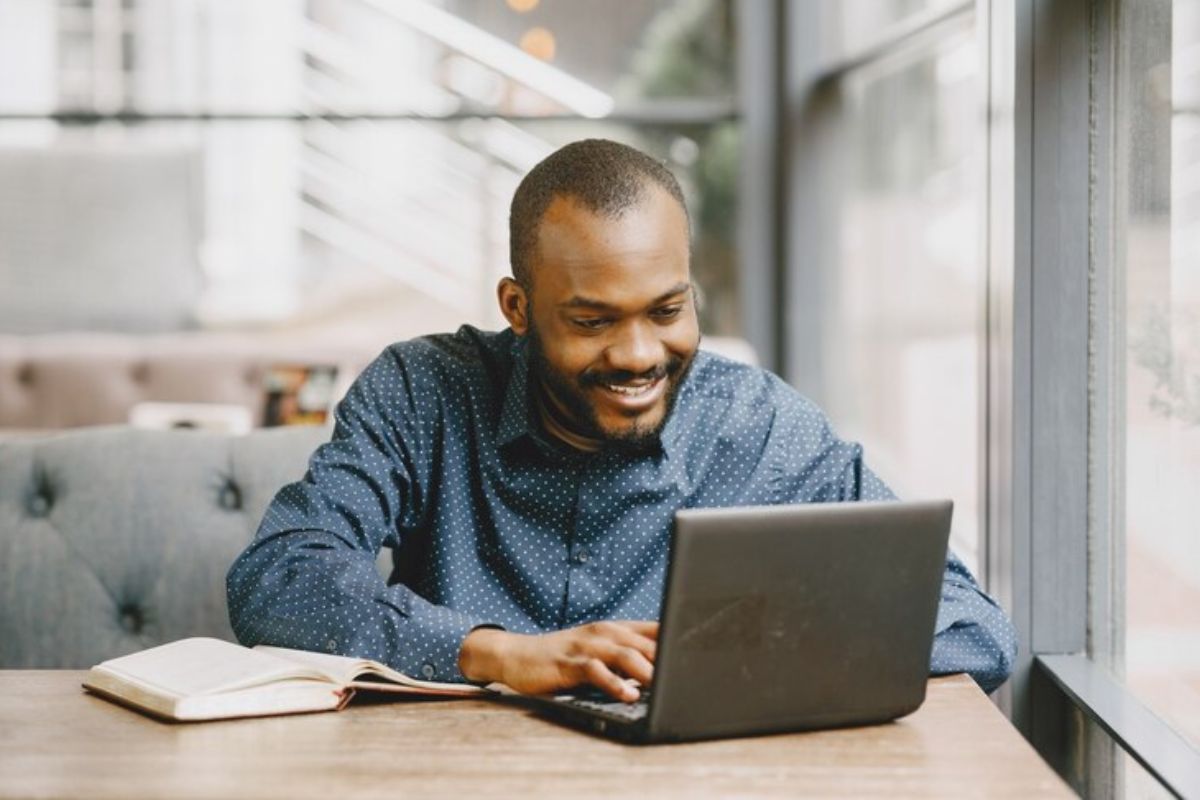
top-left (0, 671), bottom-right (1071, 799)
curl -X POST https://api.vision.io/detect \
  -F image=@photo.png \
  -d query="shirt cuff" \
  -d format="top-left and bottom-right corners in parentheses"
top-left (396, 592), bottom-right (503, 684)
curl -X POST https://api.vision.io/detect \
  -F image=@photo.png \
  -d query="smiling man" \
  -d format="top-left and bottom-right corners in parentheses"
top-left (226, 139), bottom-right (1017, 701)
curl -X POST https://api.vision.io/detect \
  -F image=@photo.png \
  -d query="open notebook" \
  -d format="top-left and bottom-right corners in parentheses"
top-left (82, 637), bottom-right (486, 722)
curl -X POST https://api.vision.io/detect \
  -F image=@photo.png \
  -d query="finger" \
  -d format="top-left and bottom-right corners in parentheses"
top-left (580, 657), bottom-right (640, 703)
top-left (615, 620), bottom-right (660, 639)
top-left (605, 624), bottom-right (658, 664)
top-left (580, 621), bottom-right (656, 664)
top-left (606, 644), bottom-right (654, 686)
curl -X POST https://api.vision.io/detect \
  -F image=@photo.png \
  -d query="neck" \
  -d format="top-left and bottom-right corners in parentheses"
top-left (534, 379), bottom-right (602, 453)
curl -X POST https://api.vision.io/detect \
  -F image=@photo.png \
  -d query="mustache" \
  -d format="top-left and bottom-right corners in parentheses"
top-left (579, 356), bottom-right (684, 388)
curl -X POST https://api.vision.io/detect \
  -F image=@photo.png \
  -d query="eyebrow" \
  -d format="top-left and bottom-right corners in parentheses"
top-left (560, 282), bottom-right (691, 312)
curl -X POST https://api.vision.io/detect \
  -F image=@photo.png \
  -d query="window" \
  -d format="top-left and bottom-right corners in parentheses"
top-left (1115, 0), bottom-right (1200, 769)
top-left (982, 0), bottom-right (1200, 794)
top-left (793, 2), bottom-right (985, 573)
top-left (829, 25), bottom-right (983, 570)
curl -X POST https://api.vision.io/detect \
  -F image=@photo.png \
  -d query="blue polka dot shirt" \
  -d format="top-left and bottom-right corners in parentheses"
top-left (226, 326), bottom-right (1017, 693)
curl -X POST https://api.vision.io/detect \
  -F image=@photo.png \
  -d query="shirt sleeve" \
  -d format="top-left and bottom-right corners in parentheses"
top-left (767, 388), bottom-right (1018, 693)
top-left (225, 349), bottom-right (495, 684)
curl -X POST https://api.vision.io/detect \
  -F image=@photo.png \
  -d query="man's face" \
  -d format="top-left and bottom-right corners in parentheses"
top-left (506, 185), bottom-right (700, 451)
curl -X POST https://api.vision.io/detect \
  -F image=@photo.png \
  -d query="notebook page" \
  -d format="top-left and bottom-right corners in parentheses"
top-left (254, 645), bottom-right (485, 693)
top-left (95, 638), bottom-right (330, 697)
top-left (253, 645), bottom-right (371, 685)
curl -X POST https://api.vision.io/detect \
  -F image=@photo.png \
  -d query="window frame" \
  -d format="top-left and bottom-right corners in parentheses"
top-left (982, 0), bottom-right (1200, 796)
top-left (778, 0), bottom-right (1200, 795)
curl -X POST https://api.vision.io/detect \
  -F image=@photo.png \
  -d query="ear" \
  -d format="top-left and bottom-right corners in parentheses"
top-left (497, 277), bottom-right (530, 336)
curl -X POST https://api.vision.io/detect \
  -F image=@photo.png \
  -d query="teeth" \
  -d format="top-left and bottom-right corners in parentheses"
top-left (604, 379), bottom-right (657, 397)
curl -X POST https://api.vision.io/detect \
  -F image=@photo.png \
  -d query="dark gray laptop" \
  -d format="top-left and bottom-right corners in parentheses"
top-left (519, 499), bottom-right (953, 743)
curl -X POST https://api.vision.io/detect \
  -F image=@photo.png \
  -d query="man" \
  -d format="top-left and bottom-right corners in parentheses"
top-left (227, 139), bottom-right (1016, 702)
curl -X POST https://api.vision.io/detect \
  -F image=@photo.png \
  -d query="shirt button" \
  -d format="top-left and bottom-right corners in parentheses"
top-left (421, 663), bottom-right (436, 679)
top-left (570, 545), bottom-right (590, 565)
top-left (325, 638), bottom-right (338, 652)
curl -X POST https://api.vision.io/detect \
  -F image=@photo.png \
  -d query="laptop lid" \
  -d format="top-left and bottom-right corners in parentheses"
top-left (644, 499), bottom-right (952, 742)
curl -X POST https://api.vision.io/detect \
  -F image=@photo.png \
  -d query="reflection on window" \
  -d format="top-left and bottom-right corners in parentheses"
top-left (823, 0), bottom-right (966, 61)
top-left (1118, 0), bottom-right (1200, 765)
top-left (822, 24), bottom-right (983, 573)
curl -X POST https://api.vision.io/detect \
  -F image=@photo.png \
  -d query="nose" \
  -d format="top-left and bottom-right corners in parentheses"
top-left (605, 320), bottom-right (664, 376)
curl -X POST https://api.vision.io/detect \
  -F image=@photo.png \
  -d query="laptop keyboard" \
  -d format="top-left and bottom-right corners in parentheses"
top-left (554, 688), bottom-right (650, 723)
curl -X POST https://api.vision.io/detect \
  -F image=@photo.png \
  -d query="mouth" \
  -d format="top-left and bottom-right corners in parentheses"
top-left (595, 375), bottom-right (667, 412)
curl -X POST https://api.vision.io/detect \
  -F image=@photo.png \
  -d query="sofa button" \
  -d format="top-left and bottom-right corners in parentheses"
top-left (218, 482), bottom-right (242, 511)
top-left (130, 362), bottom-right (150, 383)
top-left (118, 604), bottom-right (144, 634)
top-left (27, 493), bottom-right (51, 517)
top-left (16, 364), bottom-right (34, 386)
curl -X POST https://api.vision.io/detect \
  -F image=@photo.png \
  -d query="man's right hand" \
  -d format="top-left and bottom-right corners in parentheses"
top-left (457, 621), bottom-right (658, 702)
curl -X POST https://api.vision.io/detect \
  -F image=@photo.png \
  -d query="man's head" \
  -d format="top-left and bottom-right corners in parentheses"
top-left (498, 139), bottom-right (700, 452)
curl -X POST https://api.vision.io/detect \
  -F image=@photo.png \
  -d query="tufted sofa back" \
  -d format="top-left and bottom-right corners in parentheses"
top-left (0, 425), bottom-right (328, 667)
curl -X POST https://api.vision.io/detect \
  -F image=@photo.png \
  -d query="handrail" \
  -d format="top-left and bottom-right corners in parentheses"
top-left (355, 0), bottom-right (614, 118)
top-left (813, 0), bottom-right (973, 85)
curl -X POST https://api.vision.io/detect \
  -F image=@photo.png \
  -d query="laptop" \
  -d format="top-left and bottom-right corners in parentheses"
top-left (517, 499), bottom-right (953, 743)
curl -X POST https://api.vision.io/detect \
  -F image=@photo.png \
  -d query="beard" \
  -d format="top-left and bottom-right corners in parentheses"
top-left (526, 320), bottom-right (695, 455)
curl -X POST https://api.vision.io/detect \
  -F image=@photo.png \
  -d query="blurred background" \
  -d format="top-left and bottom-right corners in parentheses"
top-left (0, 2), bottom-right (1196, 795)
top-left (0, 0), bottom-right (740, 338)
top-left (0, 0), bottom-right (987, 579)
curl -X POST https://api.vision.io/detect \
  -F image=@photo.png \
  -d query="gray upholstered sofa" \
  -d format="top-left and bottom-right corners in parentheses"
top-left (0, 425), bottom-right (328, 668)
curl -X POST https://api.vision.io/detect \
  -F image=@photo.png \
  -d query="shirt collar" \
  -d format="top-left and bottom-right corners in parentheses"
top-left (496, 334), bottom-right (537, 449)
top-left (656, 366), bottom-right (694, 463)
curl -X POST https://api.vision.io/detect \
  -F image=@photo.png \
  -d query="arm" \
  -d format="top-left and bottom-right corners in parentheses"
top-left (225, 350), bottom-right (489, 683)
top-left (228, 349), bottom-right (660, 697)
top-left (929, 554), bottom-right (1017, 693)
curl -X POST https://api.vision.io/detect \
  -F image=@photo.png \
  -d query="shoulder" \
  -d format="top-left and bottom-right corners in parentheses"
top-left (367, 326), bottom-right (514, 392)
top-left (683, 349), bottom-right (829, 429)
top-left (341, 326), bottom-right (513, 426)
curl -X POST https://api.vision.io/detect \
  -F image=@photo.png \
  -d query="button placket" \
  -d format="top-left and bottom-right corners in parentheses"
top-left (560, 460), bottom-right (590, 625)
top-left (563, 457), bottom-right (615, 625)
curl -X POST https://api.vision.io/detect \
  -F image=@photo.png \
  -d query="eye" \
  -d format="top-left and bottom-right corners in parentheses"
top-left (650, 305), bottom-right (683, 322)
top-left (573, 317), bottom-right (612, 331)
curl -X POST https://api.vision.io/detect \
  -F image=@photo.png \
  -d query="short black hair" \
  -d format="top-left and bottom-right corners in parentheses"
top-left (508, 138), bottom-right (689, 289)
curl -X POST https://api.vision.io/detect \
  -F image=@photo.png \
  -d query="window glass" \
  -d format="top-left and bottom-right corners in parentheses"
top-left (823, 0), bottom-right (965, 61)
top-left (822, 22), bottom-right (984, 572)
top-left (1117, 0), bottom-right (1200, 756)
